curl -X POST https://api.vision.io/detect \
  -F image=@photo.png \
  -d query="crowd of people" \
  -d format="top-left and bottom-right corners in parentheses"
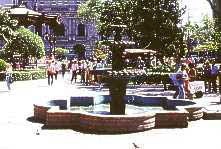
top-left (171, 59), bottom-right (221, 99)
top-left (46, 56), bottom-right (105, 86)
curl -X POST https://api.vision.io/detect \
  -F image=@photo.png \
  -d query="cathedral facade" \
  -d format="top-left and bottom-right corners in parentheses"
top-left (1, 0), bottom-right (99, 59)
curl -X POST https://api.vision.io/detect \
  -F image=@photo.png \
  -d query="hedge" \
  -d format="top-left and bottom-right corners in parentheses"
top-left (0, 70), bottom-right (47, 81)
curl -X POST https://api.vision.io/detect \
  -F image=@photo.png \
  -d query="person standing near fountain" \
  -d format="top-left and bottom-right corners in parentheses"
top-left (5, 63), bottom-right (13, 91)
top-left (61, 62), bottom-right (66, 79)
top-left (176, 64), bottom-right (188, 99)
top-left (47, 61), bottom-right (55, 86)
top-left (211, 60), bottom-right (219, 93)
top-left (136, 56), bottom-right (145, 70)
top-left (54, 61), bottom-right (60, 80)
top-left (70, 59), bottom-right (79, 84)
top-left (203, 60), bottom-right (212, 93)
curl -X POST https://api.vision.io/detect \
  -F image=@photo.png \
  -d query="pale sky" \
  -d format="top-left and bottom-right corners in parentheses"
top-left (180, 0), bottom-right (213, 25)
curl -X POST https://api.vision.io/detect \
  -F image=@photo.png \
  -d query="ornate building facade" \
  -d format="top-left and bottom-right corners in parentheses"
top-left (1, 0), bottom-right (99, 59)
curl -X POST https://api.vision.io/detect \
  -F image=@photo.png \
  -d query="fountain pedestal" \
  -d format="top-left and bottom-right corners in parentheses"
top-left (109, 78), bottom-right (127, 115)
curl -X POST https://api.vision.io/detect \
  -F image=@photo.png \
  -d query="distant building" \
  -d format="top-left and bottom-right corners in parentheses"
top-left (0, 0), bottom-right (99, 59)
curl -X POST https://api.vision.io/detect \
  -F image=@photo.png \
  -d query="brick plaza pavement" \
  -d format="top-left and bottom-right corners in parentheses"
top-left (0, 75), bottom-right (221, 149)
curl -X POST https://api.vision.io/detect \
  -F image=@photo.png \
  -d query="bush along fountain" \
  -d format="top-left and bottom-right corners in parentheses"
top-left (33, 25), bottom-right (204, 134)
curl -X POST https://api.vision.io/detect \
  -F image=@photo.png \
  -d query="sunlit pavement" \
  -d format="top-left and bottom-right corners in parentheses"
top-left (0, 75), bottom-right (221, 149)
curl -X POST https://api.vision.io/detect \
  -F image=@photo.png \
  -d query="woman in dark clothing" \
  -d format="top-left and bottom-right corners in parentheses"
top-left (61, 63), bottom-right (66, 78)
top-left (203, 60), bottom-right (212, 93)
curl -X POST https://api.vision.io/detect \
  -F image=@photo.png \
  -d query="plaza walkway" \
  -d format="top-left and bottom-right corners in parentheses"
top-left (0, 75), bottom-right (221, 149)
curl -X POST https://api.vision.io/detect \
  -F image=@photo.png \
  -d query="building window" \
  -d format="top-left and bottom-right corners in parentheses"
top-left (77, 24), bottom-right (85, 36)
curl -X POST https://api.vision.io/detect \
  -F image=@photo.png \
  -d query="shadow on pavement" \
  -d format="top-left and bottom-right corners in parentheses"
top-left (0, 90), bottom-right (9, 93)
top-left (26, 116), bottom-right (45, 124)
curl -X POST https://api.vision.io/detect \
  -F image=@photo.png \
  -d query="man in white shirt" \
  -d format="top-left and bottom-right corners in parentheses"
top-left (54, 62), bottom-right (60, 80)
top-left (47, 61), bottom-right (55, 86)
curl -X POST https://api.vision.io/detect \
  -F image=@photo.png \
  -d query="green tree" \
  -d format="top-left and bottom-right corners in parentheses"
top-left (0, 8), bottom-right (18, 52)
top-left (5, 27), bottom-right (45, 66)
top-left (0, 59), bottom-right (7, 71)
top-left (78, 0), bottom-right (102, 31)
top-left (55, 47), bottom-right (68, 60)
top-left (79, 0), bottom-right (185, 115)
top-left (78, 0), bottom-right (185, 60)
top-left (206, 0), bottom-right (221, 33)
top-left (183, 16), bottom-right (221, 52)
top-left (93, 42), bottom-right (109, 61)
top-left (74, 44), bottom-right (85, 59)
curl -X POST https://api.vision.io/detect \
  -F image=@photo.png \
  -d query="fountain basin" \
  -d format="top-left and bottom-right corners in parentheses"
top-left (33, 95), bottom-right (200, 133)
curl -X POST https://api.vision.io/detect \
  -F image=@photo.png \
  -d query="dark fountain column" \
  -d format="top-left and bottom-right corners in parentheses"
top-left (109, 26), bottom-right (127, 115)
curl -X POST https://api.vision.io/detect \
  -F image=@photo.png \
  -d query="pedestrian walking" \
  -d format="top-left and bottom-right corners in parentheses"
top-left (61, 62), bottom-right (66, 79)
top-left (136, 56), bottom-right (145, 69)
top-left (5, 63), bottom-right (13, 90)
top-left (85, 60), bottom-right (90, 86)
top-left (203, 60), bottom-right (212, 93)
top-left (70, 59), bottom-right (78, 84)
top-left (188, 63), bottom-right (197, 82)
top-left (47, 61), bottom-right (55, 86)
top-left (211, 60), bottom-right (219, 93)
top-left (170, 73), bottom-right (179, 99)
top-left (79, 60), bottom-right (86, 84)
top-left (54, 62), bottom-right (60, 80)
top-left (176, 64), bottom-right (188, 99)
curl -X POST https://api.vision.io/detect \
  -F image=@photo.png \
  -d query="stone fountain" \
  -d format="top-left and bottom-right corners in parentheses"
top-left (33, 25), bottom-right (204, 134)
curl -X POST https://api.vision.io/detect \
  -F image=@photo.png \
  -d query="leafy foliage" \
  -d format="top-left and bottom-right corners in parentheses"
top-left (93, 42), bottom-right (109, 61)
top-left (0, 70), bottom-right (47, 81)
top-left (150, 64), bottom-right (175, 73)
top-left (78, 0), bottom-right (185, 59)
top-left (183, 16), bottom-right (221, 52)
top-left (0, 59), bottom-right (7, 71)
top-left (73, 44), bottom-right (85, 59)
top-left (4, 27), bottom-right (45, 64)
top-left (55, 47), bottom-right (68, 60)
top-left (78, 0), bottom-right (102, 30)
top-left (0, 8), bottom-right (18, 49)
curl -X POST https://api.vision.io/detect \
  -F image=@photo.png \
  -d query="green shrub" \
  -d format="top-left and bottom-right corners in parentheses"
top-left (12, 71), bottom-right (32, 81)
top-left (10, 70), bottom-right (47, 81)
top-left (0, 69), bottom-right (47, 81)
top-left (151, 64), bottom-right (175, 73)
top-left (32, 70), bottom-right (46, 80)
top-left (0, 59), bottom-right (7, 71)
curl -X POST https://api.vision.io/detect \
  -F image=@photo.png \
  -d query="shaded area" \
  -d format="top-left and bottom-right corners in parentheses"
top-left (27, 116), bottom-right (45, 124)
top-left (48, 99), bottom-right (67, 110)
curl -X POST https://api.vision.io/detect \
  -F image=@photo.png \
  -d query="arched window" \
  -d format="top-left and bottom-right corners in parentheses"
top-left (77, 24), bottom-right (85, 36)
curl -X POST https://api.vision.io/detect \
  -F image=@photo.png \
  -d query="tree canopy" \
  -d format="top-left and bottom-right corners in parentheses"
top-left (73, 44), bottom-right (85, 59)
top-left (78, 0), bottom-right (186, 59)
top-left (0, 8), bottom-right (18, 49)
top-left (206, 0), bottom-right (221, 30)
top-left (55, 47), bottom-right (68, 60)
top-left (183, 16), bottom-right (221, 52)
top-left (4, 27), bottom-right (45, 63)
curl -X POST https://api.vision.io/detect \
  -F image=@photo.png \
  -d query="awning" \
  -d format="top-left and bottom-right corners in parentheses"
top-left (8, 4), bottom-right (65, 36)
top-left (9, 4), bottom-right (42, 16)
top-left (124, 49), bottom-right (156, 54)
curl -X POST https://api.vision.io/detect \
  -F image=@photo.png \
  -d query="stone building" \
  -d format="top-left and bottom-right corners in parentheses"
top-left (0, 0), bottom-right (99, 59)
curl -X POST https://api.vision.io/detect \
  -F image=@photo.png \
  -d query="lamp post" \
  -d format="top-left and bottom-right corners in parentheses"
top-left (44, 32), bottom-right (56, 57)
